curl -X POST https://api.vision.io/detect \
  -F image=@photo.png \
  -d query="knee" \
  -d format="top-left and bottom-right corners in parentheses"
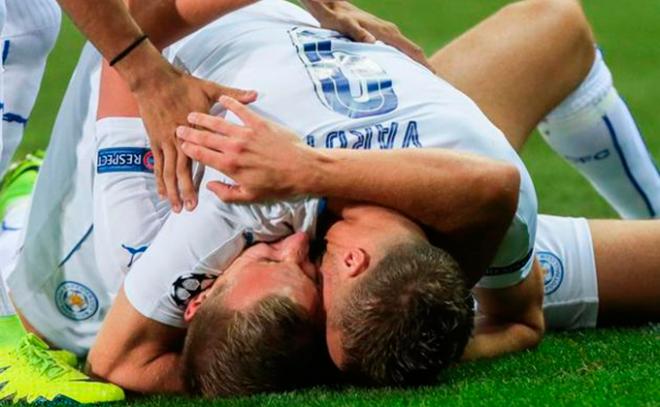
top-left (503, 0), bottom-right (595, 70)
top-left (529, 0), bottom-right (593, 49)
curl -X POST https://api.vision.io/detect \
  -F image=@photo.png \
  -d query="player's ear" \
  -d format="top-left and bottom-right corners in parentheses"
top-left (342, 248), bottom-right (369, 278)
top-left (184, 290), bottom-right (210, 322)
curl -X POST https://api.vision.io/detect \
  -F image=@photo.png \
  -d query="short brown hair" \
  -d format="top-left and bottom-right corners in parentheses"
top-left (182, 291), bottom-right (320, 397)
top-left (337, 242), bottom-right (474, 385)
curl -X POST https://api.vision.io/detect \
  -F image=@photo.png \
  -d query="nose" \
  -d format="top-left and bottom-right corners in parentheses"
top-left (280, 232), bottom-right (310, 263)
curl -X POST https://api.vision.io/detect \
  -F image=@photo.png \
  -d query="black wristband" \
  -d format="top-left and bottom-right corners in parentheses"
top-left (109, 34), bottom-right (149, 67)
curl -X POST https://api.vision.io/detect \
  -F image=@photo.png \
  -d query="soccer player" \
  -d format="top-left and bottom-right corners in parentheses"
top-left (0, 0), bottom-right (440, 401)
top-left (6, 0), bottom-right (659, 397)
top-left (176, 0), bottom-right (660, 383)
top-left (100, 0), bottom-right (655, 393)
top-left (0, 156), bottom-right (657, 397)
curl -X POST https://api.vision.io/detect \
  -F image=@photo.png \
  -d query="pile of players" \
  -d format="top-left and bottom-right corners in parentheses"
top-left (0, 0), bottom-right (658, 403)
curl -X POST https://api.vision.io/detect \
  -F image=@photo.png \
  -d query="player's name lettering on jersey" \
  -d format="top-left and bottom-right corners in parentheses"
top-left (97, 147), bottom-right (155, 173)
top-left (306, 120), bottom-right (421, 150)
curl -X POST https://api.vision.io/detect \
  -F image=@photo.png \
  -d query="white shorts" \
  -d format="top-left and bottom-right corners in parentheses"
top-left (8, 45), bottom-right (108, 356)
top-left (536, 214), bottom-right (599, 330)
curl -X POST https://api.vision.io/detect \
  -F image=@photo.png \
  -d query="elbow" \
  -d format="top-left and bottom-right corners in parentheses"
top-left (522, 322), bottom-right (545, 351)
top-left (480, 162), bottom-right (521, 228)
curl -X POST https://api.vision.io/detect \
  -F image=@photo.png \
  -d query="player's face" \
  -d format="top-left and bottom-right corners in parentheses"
top-left (317, 205), bottom-right (427, 369)
top-left (216, 232), bottom-right (321, 318)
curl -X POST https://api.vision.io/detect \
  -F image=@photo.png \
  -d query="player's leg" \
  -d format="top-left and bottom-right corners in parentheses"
top-left (429, 0), bottom-right (595, 151)
top-left (588, 219), bottom-right (660, 325)
top-left (537, 214), bottom-right (659, 330)
top-left (0, 0), bottom-right (5, 180)
top-left (430, 0), bottom-right (660, 219)
top-left (0, 152), bottom-right (125, 404)
top-left (0, 153), bottom-right (42, 348)
top-left (0, 0), bottom-right (61, 175)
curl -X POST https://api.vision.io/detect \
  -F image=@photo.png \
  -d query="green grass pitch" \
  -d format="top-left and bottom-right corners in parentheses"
top-left (18, 0), bottom-right (660, 405)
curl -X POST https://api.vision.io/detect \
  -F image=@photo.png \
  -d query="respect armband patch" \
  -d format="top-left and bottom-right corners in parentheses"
top-left (97, 147), bottom-right (154, 173)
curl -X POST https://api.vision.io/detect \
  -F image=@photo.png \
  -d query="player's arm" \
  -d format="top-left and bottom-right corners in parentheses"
top-left (462, 261), bottom-right (545, 360)
top-left (58, 0), bottom-right (257, 213)
top-left (87, 288), bottom-right (186, 394)
top-left (177, 97), bottom-right (520, 280)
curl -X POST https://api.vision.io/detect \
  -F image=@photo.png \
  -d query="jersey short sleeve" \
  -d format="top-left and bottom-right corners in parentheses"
top-left (476, 166), bottom-right (538, 289)
top-left (123, 168), bottom-right (321, 328)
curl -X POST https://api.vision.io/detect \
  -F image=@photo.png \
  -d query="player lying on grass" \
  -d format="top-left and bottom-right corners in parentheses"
top-left (0, 154), bottom-right (657, 399)
top-left (176, 0), bottom-right (660, 386)
top-left (2, 0), bottom-right (659, 400)
top-left (0, 1), bottom-right (440, 403)
top-left (96, 0), bottom-right (656, 393)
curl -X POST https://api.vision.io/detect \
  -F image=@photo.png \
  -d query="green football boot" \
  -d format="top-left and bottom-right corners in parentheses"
top-left (0, 334), bottom-right (125, 404)
top-left (49, 349), bottom-right (79, 368)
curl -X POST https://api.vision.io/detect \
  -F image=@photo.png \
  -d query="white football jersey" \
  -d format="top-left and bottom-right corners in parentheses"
top-left (124, 0), bottom-right (538, 328)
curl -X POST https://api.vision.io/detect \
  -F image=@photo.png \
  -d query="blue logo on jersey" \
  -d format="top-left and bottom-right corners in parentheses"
top-left (55, 281), bottom-right (99, 321)
top-left (290, 27), bottom-right (398, 119)
top-left (538, 251), bottom-right (564, 295)
top-left (97, 147), bottom-right (154, 174)
top-left (121, 244), bottom-right (149, 268)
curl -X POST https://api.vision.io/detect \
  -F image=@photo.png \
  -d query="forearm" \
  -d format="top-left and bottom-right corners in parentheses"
top-left (126, 0), bottom-right (258, 49)
top-left (307, 148), bottom-right (519, 234)
top-left (87, 352), bottom-right (184, 394)
top-left (305, 148), bottom-right (519, 275)
top-left (461, 319), bottom-right (543, 361)
top-left (464, 260), bottom-right (546, 360)
top-left (88, 289), bottom-right (186, 394)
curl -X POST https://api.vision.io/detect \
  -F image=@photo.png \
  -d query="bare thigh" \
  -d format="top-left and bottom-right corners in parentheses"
top-left (588, 219), bottom-right (660, 325)
top-left (429, 0), bottom-right (595, 151)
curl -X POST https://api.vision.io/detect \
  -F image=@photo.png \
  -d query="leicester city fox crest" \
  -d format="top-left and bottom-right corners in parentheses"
top-left (170, 273), bottom-right (216, 308)
top-left (55, 281), bottom-right (99, 321)
top-left (538, 251), bottom-right (564, 295)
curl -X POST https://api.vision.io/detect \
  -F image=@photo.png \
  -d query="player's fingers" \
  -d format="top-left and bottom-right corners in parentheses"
top-left (392, 34), bottom-right (434, 72)
top-left (207, 181), bottom-right (255, 203)
top-left (152, 146), bottom-right (167, 199)
top-left (162, 142), bottom-right (182, 212)
top-left (176, 147), bottom-right (197, 211)
top-left (204, 80), bottom-right (258, 105)
top-left (347, 22), bottom-right (376, 43)
top-left (177, 126), bottom-right (229, 152)
top-left (218, 95), bottom-right (262, 128)
top-left (180, 141), bottom-right (233, 175)
top-left (186, 112), bottom-right (247, 137)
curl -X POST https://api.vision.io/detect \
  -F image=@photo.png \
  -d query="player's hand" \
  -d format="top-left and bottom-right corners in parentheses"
top-left (177, 96), bottom-right (319, 203)
top-left (132, 64), bottom-right (257, 212)
top-left (302, 1), bottom-right (433, 72)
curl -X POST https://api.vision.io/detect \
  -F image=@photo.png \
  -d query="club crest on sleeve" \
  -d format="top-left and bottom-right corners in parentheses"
top-left (55, 281), bottom-right (99, 321)
top-left (170, 273), bottom-right (216, 308)
top-left (538, 251), bottom-right (564, 295)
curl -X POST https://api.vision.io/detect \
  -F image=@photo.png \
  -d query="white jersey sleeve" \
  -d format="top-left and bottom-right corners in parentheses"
top-left (123, 168), bottom-right (321, 328)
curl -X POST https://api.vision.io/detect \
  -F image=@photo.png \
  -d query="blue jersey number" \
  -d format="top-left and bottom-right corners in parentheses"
top-left (290, 27), bottom-right (398, 119)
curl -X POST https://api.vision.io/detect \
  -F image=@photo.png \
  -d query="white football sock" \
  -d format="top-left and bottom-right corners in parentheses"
top-left (0, 0), bottom-right (60, 175)
top-left (538, 49), bottom-right (660, 219)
